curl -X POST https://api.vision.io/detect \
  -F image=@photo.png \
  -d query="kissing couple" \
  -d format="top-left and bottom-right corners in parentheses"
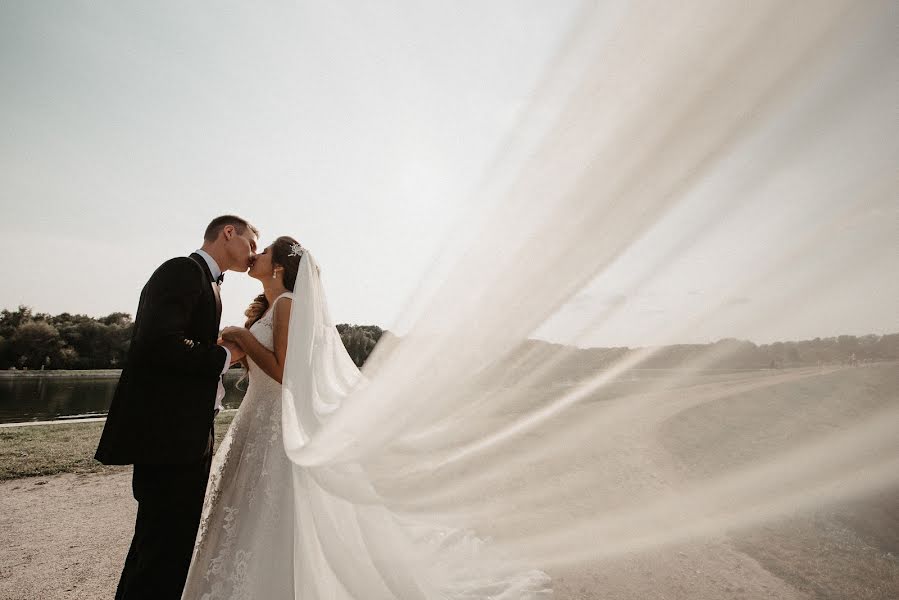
top-left (95, 215), bottom-right (551, 599)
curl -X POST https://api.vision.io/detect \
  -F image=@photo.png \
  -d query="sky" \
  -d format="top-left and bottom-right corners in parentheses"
top-left (1, 1), bottom-right (896, 347)
top-left (0, 1), bottom-right (581, 327)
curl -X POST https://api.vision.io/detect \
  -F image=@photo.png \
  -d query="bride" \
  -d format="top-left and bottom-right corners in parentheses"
top-left (181, 235), bottom-right (551, 599)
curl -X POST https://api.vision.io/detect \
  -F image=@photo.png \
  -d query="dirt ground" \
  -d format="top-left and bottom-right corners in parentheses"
top-left (0, 471), bottom-right (134, 599)
top-left (1, 366), bottom-right (896, 599)
top-left (2, 471), bottom-right (895, 599)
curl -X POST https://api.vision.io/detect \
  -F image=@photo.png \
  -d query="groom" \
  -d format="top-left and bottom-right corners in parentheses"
top-left (95, 215), bottom-right (258, 599)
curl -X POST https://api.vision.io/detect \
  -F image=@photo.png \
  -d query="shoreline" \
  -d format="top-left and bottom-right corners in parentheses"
top-left (0, 368), bottom-right (245, 379)
top-left (0, 408), bottom-right (239, 429)
top-left (0, 417), bottom-right (108, 429)
top-left (0, 369), bottom-right (123, 379)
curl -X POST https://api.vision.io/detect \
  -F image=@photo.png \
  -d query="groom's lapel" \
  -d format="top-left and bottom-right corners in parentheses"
top-left (189, 253), bottom-right (222, 330)
top-left (212, 280), bottom-right (222, 324)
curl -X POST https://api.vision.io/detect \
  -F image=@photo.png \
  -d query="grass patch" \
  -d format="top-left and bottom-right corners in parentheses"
top-left (0, 412), bottom-right (236, 481)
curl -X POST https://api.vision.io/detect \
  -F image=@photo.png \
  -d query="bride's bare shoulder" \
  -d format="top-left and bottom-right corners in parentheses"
top-left (272, 294), bottom-right (293, 326)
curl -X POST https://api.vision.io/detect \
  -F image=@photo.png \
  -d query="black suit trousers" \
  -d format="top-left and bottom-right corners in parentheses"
top-left (115, 432), bottom-right (213, 600)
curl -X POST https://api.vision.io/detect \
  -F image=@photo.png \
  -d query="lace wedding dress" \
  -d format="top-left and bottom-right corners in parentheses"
top-left (182, 292), bottom-right (298, 599)
top-left (183, 268), bottom-right (551, 599)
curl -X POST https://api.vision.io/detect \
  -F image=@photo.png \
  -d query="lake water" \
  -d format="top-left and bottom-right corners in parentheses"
top-left (0, 366), bottom-right (785, 424)
top-left (0, 372), bottom-right (247, 424)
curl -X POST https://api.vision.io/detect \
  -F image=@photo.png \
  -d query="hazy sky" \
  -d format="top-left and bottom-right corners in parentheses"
top-left (2, 1), bottom-right (896, 346)
top-left (1, 1), bottom-right (580, 325)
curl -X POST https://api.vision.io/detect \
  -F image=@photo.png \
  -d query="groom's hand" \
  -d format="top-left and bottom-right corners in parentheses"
top-left (219, 340), bottom-right (246, 364)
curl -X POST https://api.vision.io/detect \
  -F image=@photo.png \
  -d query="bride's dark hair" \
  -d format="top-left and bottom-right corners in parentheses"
top-left (244, 235), bottom-right (303, 329)
top-left (236, 236), bottom-right (303, 390)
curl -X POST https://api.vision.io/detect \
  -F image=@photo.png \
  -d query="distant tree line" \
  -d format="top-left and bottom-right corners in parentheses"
top-left (0, 306), bottom-right (132, 370)
top-left (2, 305), bottom-right (895, 372)
top-left (509, 333), bottom-right (899, 377)
top-left (0, 306), bottom-right (386, 370)
top-left (621, 334), bottom-right (899, 369)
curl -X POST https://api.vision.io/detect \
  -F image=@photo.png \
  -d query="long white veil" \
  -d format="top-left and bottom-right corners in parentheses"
top-left (279, 0), bottom-right (898, 592)
top-left (281, 252), bottom-right (361, 461)
top-left (281, 251), bottom-right (551, 597)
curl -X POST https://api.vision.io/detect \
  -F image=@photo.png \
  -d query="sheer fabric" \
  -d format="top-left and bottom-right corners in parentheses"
top-left (186, 0), bottom-right (898, 594)
top-left (279, 0), bottom-right (898, 572)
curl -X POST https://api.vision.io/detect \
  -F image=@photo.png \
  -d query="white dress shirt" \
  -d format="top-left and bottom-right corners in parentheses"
top-left (195, 249), bottom-right (231, 413)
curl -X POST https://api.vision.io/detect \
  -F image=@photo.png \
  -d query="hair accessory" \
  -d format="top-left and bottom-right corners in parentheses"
top-left (288, 242), bottom-right (305, 258)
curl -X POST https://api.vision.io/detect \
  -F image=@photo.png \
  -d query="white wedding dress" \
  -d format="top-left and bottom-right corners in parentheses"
top-left (182, 292), bottom-right (298, 599)
top-left (183, 260), bottom-right (551, 599)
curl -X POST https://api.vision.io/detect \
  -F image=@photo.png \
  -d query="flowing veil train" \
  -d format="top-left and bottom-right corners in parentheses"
top-left (277, 0), bottom-right (897, 586)
top-left (191, 1), bottom-right (897, 597)
top-left (279, 252), bottom-right (552, 598)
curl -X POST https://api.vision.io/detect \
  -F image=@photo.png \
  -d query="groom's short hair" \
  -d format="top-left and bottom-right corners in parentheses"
top-left (204, 215), bottom-right (259, 242)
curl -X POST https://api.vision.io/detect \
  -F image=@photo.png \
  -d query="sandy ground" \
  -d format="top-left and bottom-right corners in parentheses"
top-left (6, 470), bottom-right (895, 599)
top-left (1, 366), bottom-right (896, 599)
top-left (1, 471), bottom-right (818, 600)
top-left (0, 471), bottom-right (134, 599)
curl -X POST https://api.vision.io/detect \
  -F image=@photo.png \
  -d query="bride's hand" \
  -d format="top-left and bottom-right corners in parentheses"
top-left (220, 326), bottom-right (247, 344)
top-left (218, 338), bottom-right (246, 364)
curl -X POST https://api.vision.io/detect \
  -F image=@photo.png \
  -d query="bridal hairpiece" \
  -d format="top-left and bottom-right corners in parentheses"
top-left (288, 242), bottom-right (305, 258)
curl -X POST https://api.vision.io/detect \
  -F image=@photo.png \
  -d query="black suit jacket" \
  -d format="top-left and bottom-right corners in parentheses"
top-left (95, 253), bottom-right (227, 465)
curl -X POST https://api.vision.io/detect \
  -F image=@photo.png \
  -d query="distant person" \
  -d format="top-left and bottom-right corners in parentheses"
top-left (94, 216), bottom-right (258, 599)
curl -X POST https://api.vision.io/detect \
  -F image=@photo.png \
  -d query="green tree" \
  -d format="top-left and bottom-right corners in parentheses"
top-left (49, 312), bottom-right (132, 368)
top-left (99, 312), bottom-right (133, 328)
top-left (10, 321), bottom-right (64, 369)
top-left (0, 306), bottom-right (33, 338)
top-left (336, 324), bottom-right (382, 367)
